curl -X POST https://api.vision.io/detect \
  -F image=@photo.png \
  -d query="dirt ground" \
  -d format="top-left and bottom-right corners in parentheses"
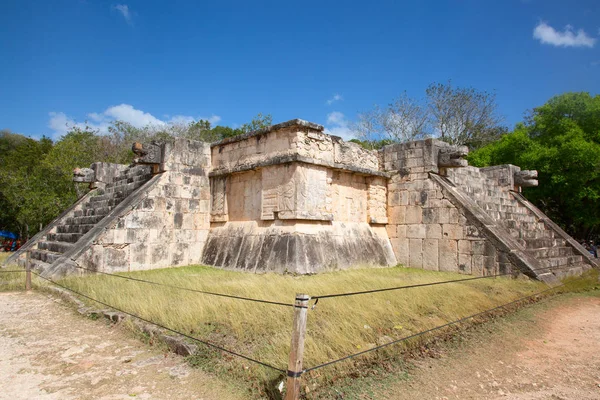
top-left (2, 290), bottom-right (600, 400)
top-left (0, 291), bottom-right (245, 400)
top-left (378, 293), bottom-right (600, 400)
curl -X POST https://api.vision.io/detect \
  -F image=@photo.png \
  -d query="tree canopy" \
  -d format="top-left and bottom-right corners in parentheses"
top-left (352, 82), bottom-right (505, 150)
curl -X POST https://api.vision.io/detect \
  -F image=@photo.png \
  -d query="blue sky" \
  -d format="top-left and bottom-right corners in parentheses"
top-left (1, 0), bottom-right (598, 141)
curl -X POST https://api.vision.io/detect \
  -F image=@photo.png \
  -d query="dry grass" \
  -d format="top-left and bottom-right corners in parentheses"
top-left (0, 252), bottom-right (27, 291)
top-left (54, 264), bottom-right (546, 389)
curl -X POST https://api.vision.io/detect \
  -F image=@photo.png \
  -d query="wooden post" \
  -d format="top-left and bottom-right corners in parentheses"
top-left (25, 251), bottom-right (32, 291)
top-left (285, 293), bottom-right (309, 400)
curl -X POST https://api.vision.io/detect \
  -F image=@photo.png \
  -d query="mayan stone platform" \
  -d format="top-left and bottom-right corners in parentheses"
top-left (5, 119), bottom-right (598, 282)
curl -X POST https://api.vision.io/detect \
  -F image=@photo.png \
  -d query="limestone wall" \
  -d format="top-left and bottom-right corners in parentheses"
top-left (10, 118), bottom-right (594, 280)
top-left (383, 140), bottom-right (518, 275)
top-left (75, 139), bottom-right (212, 272)
top-left (210, 119), bottom-right (380, 176)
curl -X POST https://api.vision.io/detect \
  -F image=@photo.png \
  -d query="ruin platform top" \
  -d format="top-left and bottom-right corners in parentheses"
top-left (211, 119), bottom-right (325, 147)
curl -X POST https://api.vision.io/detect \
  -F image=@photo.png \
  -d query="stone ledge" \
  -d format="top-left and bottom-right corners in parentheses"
top-left (209, 153), bottom-right (391, 178)
top-left (211, 119), bottom-right (324, 147)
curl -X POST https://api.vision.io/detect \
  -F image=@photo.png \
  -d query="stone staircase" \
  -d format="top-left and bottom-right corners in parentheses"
top-left (28, 165), bottom-right (153, 270)
top-left (456, 168), bottom-right (591, 279)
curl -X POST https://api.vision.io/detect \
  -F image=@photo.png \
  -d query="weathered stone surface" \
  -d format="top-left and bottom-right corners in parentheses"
top-left (437, 145), bottom-right (468, 168)
top-left (202, 221), bottom-right (396, 274)
top-left (73, 168), bottom-right (95, 183)
top-left (514, 170), bottom-right (539, 187)
top-left (8, 119), bottom-right (595, 281)
top-left (132, 141), bottom-right (163, 164)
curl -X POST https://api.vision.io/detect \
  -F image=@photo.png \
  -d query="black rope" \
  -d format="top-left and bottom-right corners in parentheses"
top-left (0, 270), bottom-right (25, 273)
top-left (70, 264), bottom-right (295, 308)
top-left (32, 271), bottom-right (286, 373)
top-left (302, 284), bottom-right (563, 373)
top-left (311, 265), bottom-right (560, 300)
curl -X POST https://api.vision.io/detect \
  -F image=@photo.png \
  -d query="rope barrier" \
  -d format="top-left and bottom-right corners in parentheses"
top-left (32, 271), bottom-right (287, 373)
top-left (70, 264), bottom-right (295, 308)
top-left (302, 284), bottom-right (563, 373)
top-left (311, 265), bottom-right (560, 300)
top-left (0, 270), bottom-right (25, 273)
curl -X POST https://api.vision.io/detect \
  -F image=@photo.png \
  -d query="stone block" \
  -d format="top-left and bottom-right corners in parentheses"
top-left (406, 224), bottom-right (426, 239)
top-left (386, 224), bottom-right (397, 238)
top-left (391, 238), bottom-right (409, 265)
top-left (425, 224), bottom-right (442, 239)
top-left (458, 240), bottom-right (472, 254)
top-left (458, 253), bottom-right (472, 274)
top-left (396, 224), bottom-right (407, 238)
top-left (422, 239), bottom-right (439, 271)
top-left (113, 229), bottom-right (126, 244)
top-left (104, 246), bottom-right (130, 271)
top-left (442, 224), bottom-right (463, 240)
top-left (438, 239), bottom-right (458, 272)
top-left (405, 206), bottom-right (422, 224)
top-left (389, 206), bottom-right (406, 224)
top-left (472, 240), bottom-right (486, 255)
top-left (409, 238), bottom-right (423, 268)
top-left (472, 255), bottom-right (484, 276)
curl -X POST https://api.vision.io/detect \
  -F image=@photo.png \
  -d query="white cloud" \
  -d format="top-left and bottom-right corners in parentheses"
top-left (533, 22), bottom-right (596, 48)
top-left (324, 111), bottom-right (355, 141)
top-left (47, 104), bottom-right (221, 139)
top-left (104, 104), bottom-right (163, 127)
top-left (113, 4), bottom-right (132, 23)
top-left (326, 94), bottom-right (343, 105)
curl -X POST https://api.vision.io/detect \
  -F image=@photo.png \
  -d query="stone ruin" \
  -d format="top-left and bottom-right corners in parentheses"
top-left (5, 119), bottom-right (598, 283)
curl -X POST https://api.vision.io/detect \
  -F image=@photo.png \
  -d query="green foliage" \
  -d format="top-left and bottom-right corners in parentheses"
top-left (469, 92), bottom-right (600, 239)
top-left (0, 113), bottom-right (269, 237)
top-left (238, 113), bottom-right (272, 134)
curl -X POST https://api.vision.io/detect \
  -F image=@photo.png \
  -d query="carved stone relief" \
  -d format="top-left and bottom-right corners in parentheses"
top-left (210, 176), bottom-right (228, 222)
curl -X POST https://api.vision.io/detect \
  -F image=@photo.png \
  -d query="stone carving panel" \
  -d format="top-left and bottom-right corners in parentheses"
top-left (368, 177), bottom-right (388, 224)
top-left (437, 145), bottom-right (468, 168)
top-left (333, 140), bottom-right (379, 171)
top-left (132, 142), bottom-right (163, 164)
top-left (514, 170), bottom-right (538, 187)
top-left (210, 176), bottom-right (228, 222)
top-left (73, 168), bottom-right (95, 183)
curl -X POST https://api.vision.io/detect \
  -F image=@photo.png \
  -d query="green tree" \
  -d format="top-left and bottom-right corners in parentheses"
top-left (469, 92), bottom-right (600, 239)
top-left (239, 113), bottom-right (272, 133)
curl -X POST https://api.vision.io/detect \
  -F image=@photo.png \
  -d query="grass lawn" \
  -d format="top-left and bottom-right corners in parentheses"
top-left (38, 264), bottom-right (549, 394)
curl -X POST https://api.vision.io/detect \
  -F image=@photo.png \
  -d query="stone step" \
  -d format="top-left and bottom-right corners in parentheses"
top-left (509, 229), bottom-right (554, 240)
top-left (38, 241), bottom-right (73, 254)
top-left (79, 207), bottom-right (111, 217)
top-left (29, 258), bottom-right (51, 271)
top-left (89, 194), bottom-right (111, 203)
top-left (537, 255), bottom-right (583, 269)
top-left (56, 223), bottom-right (96, 234)
top-left (504, 220), bottom-right (546, 231)
top-left (30, 249), bottom-right (62, 264)
top-left (503, 212), bottom-right (538, 223)
top-left (46, 232), bottom-right (83, 243)
top-left (66, 215), bottom-right (105, 225)
top-left (528, 246), bottom-right (574, 259)
top-left (545, 264), bottom-right (590, 280)
top-left (525, 237), bottom-right (566, 249)
top-left (85, 200), bottom-right (108, 209)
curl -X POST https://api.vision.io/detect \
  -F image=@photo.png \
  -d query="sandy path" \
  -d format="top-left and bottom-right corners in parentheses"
top-left (380, 294), bottom-right (600, 400)
top-left (0, 291), bottom-right (244, 400)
